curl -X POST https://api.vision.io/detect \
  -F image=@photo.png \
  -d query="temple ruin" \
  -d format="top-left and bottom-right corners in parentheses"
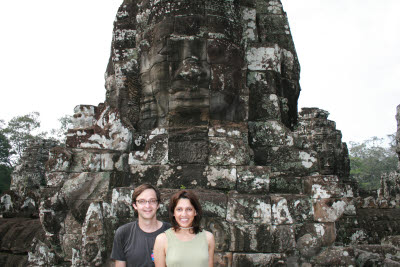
top-left (1, 0), bottom-right (399, 266)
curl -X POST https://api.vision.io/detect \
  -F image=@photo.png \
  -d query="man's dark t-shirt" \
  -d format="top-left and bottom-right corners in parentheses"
top-left (111, 221), bottom-right (171, 267)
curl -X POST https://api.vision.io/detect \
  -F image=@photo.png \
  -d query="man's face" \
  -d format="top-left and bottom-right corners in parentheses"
top-left (132, 189), bottom-right (160, 220)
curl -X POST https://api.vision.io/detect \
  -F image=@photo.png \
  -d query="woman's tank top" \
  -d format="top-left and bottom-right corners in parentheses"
top-left (165, 228), bottom-right (209, 267)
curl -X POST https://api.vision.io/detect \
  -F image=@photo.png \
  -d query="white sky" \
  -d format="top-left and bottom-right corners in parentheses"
top-left (1, 1), bottom-right (399, 144)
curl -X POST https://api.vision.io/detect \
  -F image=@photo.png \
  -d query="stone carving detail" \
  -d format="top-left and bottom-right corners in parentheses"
top-left (1, 1), bottom-right (399, 266)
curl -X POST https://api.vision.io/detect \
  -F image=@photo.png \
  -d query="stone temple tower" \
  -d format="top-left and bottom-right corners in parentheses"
top-left (3, 0), bottom-right (399, 266)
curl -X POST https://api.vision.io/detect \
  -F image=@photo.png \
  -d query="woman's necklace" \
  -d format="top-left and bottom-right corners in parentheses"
top-left (179, 227), bottom-right (193, 230)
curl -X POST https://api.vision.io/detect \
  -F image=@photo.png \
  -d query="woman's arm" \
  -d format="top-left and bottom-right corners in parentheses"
top-left (115, 260), bottom-right (126, 267)
top-left (154, 233), bottom-right (168, 267)
top-left (206, 231), bottom-right (215, 267)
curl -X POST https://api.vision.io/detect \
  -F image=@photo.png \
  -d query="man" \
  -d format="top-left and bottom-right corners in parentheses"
top-left (111, 184), bottom-right (171, 267)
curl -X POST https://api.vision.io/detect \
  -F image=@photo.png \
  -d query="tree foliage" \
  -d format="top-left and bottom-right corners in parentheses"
top-left (0, 132), bottom-right (12, 166)
top-left (349, 136), bottom-right (398, 191)
top-left (1, 112), bottom-right (46, 165)
top-left (0, 164), bottom-right (12, 194)
top-left (0, 112), bottom-right (71, 193)
top-left (0, 126), bottom-right (13, 194)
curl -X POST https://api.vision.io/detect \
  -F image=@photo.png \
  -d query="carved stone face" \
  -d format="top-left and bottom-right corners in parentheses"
top-left (138, 5), bottom-right (246, 130)
top-left (140, 37), bottom-right (211, 129)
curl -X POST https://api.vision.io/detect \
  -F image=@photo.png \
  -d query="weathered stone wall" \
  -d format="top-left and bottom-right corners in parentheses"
top-left (0, 140), bottom-right (57, 266)
top-left (1, 1), bottom-right (400, 266)
top-left (332, 105), bottom-right (400, 265)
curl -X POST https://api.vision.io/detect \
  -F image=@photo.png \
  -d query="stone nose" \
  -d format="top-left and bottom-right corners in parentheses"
top-left (175, 58), bottom-right (205, 83)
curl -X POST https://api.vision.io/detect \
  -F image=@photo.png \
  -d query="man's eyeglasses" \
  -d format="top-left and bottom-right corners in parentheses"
top-left (136, 199), bottom-right (158, 205)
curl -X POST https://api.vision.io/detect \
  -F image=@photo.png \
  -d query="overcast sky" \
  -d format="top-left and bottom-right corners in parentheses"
top-left (1, 1), bottom-right (399, 145)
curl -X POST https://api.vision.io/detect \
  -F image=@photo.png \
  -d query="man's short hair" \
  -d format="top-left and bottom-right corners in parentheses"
top-left (132, 184), bottom-right (161, 204)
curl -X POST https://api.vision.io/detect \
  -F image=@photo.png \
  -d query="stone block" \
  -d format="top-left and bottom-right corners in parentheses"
top-left (214, 252), bottom-right (233, 267)
top-left (114, 153), bottom-right (129, 172)
top-left (72, 105), bottom-right (96, 129)
top-left (246, 44), bottom-right (281, 72)
top-left (202, 217), bottom-right (231, 252)
top-left (296, 233), bottom-right (322, 259)
top-left (129, 130), bottom-right (168, 165)
top-left (241, 8), bottom-right (258, 43)
top-left (67, 106), bottom-right (132, 151)
top-left (207, 39), bottom-right (243, 66)
top-left (230, 224), bottom-right (293, 254)
top-left (304, 175), bottom-right (344, 199)
top-left (46, 147), bottom-right (72, 172)
top-left (0, 218), bottom-right (45, 254)
top-left (313, 198), bottom-right (348, 222)
top-left (269, 174), bottom-right (303, 194)
top-left (63, 212), bottom-right (82, 235)
top-left (312, 246), bottom-right (356, 266)
top-left (249, 120), bottom-right (294, 148)
top-left (205, 166), bottom-right (237, 190)
top-left (237, 166), bottom-right (271, 194)
top-left (100, 153), bottom-right (115, 171)
top-left (209, 137), bottom-right (250, 166)
top-left (81, 202), bottom-right (106, 266)
top-left (253, 146), bottom-right (319, 174)
top-left (45, 172), bottom-right (69, 188)
top-left (130, 165), bottom-right (169, 187)
top-left (296, 222), bottom-right (336, 247)
top-left (208, 123), bottom-right (248, 138)
top-left (227, 192), bottom-right (271, 224)
top-left (174, 15), bottom-right (205, 36)
top-left (249, 92), bottom-right (282, 121)
top-left (60, 172), bottom-right (111, 223)
top-left (62, 233), bottom-right (81, 261)
top-left (381, 235), bottom-right (400, 247)
top-left (69, 150), bottom-right (101, 172)
top-left (337, 209), bottom-right (400, 245)
top-left (205, 15), bottom-right (241, 44)
top-left (354, 248), bottom-right (385, 266)
top-left (229, 223), bottom-right (261, 252)
top-left (256, 0), bottom-right (284, 14)
top-left (196, 191), bottom-right (228, 218)
top-left (0, 253), bottom-right (28, 267)
top-left (257, 13), bottom-right (290, 36)
top-left (271, 194), bottom-right (312, 225)
top-left (109, 187), bottom-right (135, 219)
top-left (28, 238), bottom-right (58, 266)
top-left (131, 165), bottom-right (209, 189)
top-left (271, 195), bottom-right (293, 225)
top-left (247, 71), bottom-right (280, 96)
top-left (168, 129), bottom-right (209, 164)
top-left (232, 253), bottom-right (286, 266)
top-left (270, 225), bottom-right (296, 253)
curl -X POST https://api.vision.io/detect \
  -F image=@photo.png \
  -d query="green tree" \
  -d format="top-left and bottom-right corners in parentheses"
top-left (0, 131), bottom-right (13, 194)
top-left (0, 132), bottom-right (12, 166)
top-left (349, 135), bottom-right (398, 191)
top-left (0, 164), bottom-right (12, 194)
top-left (1, 112), bottom-right (46, 166)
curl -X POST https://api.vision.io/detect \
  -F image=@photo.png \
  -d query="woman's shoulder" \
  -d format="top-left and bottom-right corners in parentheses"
top-left (203, 230), bottom-right (215, 245)
top-left (203, 230), bottom-right (214, 240)
top-left (155, 231), bottom-right (168, 243)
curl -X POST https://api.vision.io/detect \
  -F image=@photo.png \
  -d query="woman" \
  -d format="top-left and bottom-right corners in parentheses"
top-left (153, 190), bottom-right (215, 267)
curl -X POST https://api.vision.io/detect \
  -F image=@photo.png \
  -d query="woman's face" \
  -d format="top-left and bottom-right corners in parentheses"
top-left (174, 198), bottom-right (197, 228)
